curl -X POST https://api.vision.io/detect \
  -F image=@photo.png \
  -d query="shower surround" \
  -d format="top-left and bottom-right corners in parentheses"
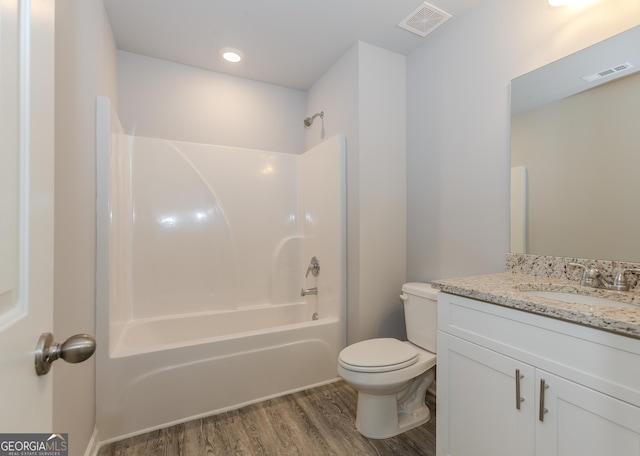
top-left (95, 97), bottom-right (346, 441)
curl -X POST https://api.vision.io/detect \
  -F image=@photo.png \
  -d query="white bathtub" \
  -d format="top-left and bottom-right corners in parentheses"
top-left (98, 308), bottom-right (341, 441)
top-left (111, 301), bottom-right (321, 357)
top-left (95, 98), bottom-right (346, 442)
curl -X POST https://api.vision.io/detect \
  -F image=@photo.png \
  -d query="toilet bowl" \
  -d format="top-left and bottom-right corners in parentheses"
top-left (337, 283), bottom-right (438, 439)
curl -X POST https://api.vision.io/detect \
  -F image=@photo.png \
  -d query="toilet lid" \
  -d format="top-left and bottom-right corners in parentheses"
top-left (339, 338), bottom-right (419, 373)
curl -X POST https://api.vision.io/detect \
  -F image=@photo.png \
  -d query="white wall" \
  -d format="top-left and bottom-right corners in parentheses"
top-left (54, 0), bottom-right (119, 454)
top-left (118, 42), bottom-right (407, 345)
top-left (117, 51), bottom-right (306, 155)
top-left (406, 0), bottom-right (640, 282)
top-left (307, 42), bottom-right (407, 344)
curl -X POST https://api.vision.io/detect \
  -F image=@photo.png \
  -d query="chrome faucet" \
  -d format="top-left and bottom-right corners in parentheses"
top-left (302, 257), bottom-right (319, 296)
top-left (305, 256), bottom-right (320, 278)
top-left (568, 263), bottom-right (610, 289)
top-left (300, 287), bottom-right (318, 296)
top-left (568, 263), bottom-right (640, 291)
top-left (613, 268), bottom-right (640, 291)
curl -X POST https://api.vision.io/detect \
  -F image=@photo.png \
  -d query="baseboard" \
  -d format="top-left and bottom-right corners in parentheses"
top-left (83, 427), bottom-right (100, 456)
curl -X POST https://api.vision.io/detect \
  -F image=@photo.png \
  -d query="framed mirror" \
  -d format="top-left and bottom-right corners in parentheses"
top-left (510, 26), bottom-right (640, 262)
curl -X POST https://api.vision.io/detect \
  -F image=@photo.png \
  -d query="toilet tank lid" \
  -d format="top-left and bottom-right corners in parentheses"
top-left (402, 282), bottom-right (438, 299)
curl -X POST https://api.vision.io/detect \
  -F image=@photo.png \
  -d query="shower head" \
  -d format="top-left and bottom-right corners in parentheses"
top-left (304, 111), bottom-right (324, 128)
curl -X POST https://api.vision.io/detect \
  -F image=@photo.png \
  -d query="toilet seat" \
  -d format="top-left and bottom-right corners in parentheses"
top-left (338, 338), bottom-right (419, 373)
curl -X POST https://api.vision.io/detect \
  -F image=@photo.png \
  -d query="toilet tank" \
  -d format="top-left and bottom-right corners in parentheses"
top-left (401, 282), bottom-right (438, 352)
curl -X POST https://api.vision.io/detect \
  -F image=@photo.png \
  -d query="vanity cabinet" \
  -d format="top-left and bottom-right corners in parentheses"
top-left (436, 292), bottom-right (640, 456)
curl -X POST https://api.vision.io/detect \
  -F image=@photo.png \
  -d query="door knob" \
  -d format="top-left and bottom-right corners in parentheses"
top-left (35, 332), bottom-right (96, 376)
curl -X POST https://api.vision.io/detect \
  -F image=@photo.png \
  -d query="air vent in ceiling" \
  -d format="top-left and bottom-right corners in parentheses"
top-left (399, 2), bottom-right (452, 37)
top-left (581, 62), bottom-right (634, 82)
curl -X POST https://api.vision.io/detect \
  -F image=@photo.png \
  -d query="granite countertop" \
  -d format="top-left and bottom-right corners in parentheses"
top-left (431, 272), bottom-right (640, 339)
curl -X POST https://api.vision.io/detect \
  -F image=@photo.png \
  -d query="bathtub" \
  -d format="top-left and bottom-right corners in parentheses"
top-left (98, 309), bottom-right (341, 441)
top-left (95, 97), bottom-right (346, 442)
top-left (111, 301), bottom-right (323, 357)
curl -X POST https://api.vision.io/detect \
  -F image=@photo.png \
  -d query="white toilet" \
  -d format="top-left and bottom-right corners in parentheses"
top-left (337, 282), bottom-right (438, 439)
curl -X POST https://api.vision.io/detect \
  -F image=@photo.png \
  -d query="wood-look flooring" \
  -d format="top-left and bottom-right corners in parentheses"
top-left (97, 380), bottom-right (436, 456)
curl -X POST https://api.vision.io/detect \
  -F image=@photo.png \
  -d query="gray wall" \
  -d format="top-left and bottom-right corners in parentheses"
top-left (307, 42), bottom-right (407, 344)
top-left (117, 51), bottom-right (306, 155)
top-left (54, 0), bottom-right (118, 454)
top-left (406, 0), bottom-right (640, 282)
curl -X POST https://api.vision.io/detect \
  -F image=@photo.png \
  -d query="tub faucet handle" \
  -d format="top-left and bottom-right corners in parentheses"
top-left (305, 256), bottom-right (320, 278)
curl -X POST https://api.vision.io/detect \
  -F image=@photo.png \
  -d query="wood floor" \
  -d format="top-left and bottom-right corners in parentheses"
top-left (97, 380), bottom-right (436, 456)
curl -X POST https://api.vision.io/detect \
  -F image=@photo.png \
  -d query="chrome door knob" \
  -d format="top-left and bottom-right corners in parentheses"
top-left (35, 332), bottom-right (96, 376)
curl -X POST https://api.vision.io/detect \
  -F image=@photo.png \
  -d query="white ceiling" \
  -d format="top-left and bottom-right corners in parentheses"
top-left (103, 0), bottom-right (479, 91)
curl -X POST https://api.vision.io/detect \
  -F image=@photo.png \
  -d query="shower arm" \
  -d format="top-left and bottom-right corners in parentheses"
top-left (304, 111), bottom-right (324, 128)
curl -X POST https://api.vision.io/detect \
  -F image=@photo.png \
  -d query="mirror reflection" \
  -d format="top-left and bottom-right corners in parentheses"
top-left (510, 26), bottom-right (640, 262)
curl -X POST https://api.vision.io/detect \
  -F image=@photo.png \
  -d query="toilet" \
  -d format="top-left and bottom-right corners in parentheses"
top-left (337, 282), bottom-right (438, 439)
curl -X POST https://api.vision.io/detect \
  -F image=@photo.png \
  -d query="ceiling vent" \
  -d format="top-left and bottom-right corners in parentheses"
top-left (398, 2), bottom-right (452, 37)
top-left (581, 62), bottom-right (634, 82)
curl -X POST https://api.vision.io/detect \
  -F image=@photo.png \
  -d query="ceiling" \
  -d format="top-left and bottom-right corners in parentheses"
top-left (102, 0), bottom-right (479, 91)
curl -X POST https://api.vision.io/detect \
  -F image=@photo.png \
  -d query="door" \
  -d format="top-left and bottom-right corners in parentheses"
top-left (437, 332), bottom-right (535, 456)
top-left (535, 370), bottom-right (640, 455)
top-left (0, 0), bottom-right (55, 431)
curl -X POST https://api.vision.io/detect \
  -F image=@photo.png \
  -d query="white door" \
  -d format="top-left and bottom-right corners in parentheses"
top-left (0, 0), bottom-right (55, 431)
top-left (437, 332), bottom-right (535, 456)
top-left (535, 370), bottom-right (640, 455)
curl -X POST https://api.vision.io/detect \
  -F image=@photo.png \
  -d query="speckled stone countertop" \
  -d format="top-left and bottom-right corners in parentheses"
top-left (431, 254), bottom-right (640, 340)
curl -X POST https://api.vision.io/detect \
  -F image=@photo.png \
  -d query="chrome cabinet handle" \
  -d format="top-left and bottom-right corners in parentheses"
top-left (539, 379), bottom-right (549, 421)
top-left (35, 332), bottom-right (96, 376)
top-left (515, 369), bottom-right (524, 410)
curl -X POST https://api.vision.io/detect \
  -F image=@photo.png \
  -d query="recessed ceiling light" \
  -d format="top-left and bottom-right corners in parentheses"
top-left (221, 48), bottom-right (243, 63)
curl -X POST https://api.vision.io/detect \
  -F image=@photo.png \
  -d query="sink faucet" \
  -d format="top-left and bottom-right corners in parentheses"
top-left (568, 263), bottom-right (640, 291)
top-left (568, 263), bottom-right (611, 289)
top-left (613, 268), bottom-right (640, 291)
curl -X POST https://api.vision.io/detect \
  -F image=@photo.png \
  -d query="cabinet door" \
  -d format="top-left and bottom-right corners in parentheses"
top-left (437, 332), bottom-right (535, 456)
top-left (535, 370), bottom-right (640, 455)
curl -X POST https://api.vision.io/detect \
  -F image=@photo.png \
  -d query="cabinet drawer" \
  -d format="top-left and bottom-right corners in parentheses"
top-left (438, 292), bottom-right (640, 407)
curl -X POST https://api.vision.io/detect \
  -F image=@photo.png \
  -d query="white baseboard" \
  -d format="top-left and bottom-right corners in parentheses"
top-left (83, 427), bottom-right (100, 456)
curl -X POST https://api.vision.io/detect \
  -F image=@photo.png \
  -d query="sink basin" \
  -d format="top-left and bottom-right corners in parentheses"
top-left (520, 290), bottom-right (637, 309)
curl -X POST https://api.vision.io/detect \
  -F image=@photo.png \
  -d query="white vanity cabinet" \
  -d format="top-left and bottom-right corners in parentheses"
top-left (436, 292), bottom-right (640, 456)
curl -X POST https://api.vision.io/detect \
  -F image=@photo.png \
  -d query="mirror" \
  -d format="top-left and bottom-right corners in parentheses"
top-left (510, 26), bottom-right (640, 262)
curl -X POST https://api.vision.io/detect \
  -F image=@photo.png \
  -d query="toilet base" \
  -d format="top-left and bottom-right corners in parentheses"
top-left (354, 369), bottom-right (433, 439)
top-left (356, 395), bottom-right (431, 439)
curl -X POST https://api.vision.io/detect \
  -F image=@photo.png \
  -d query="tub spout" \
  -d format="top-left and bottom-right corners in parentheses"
top-left (301, 287), bottom-right (318, 296)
